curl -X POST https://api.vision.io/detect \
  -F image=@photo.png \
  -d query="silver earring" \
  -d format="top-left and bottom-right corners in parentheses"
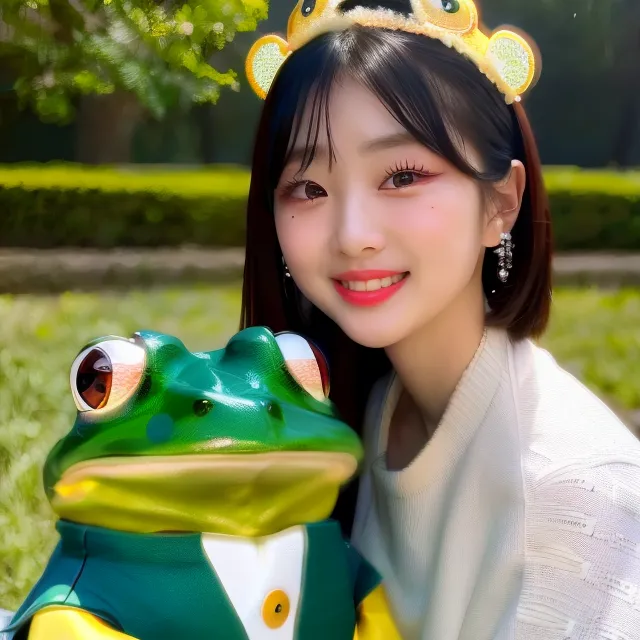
top-left (282, 256), bottom-right (291, 278)
top-left (494, 232), bottom-right (513, 283)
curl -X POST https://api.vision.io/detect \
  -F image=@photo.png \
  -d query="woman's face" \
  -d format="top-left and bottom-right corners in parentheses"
top-left (274, 77), bottom-right (508, 349)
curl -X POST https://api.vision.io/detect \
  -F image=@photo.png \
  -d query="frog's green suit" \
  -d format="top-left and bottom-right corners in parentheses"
top-left (3, 327), bottom-right (400, 640)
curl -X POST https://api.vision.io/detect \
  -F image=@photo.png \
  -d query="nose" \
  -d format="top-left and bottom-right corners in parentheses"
top-left (332, 192), bottom-right (385, 258)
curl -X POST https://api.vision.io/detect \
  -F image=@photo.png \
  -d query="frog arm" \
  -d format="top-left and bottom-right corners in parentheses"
top-left (353, 583), bottom-right (401, 640)
top-left (28, 607), bottom-right (138, 640)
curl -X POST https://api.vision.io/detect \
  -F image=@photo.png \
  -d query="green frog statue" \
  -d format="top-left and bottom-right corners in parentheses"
top-left (2, 327), bottom-right (400, 640)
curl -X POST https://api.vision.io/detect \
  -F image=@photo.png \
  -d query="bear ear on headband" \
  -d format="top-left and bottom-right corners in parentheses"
top-left (482, 28), bottom-right (539, 99)
top-left (246, 35), bottom-right (291, 100)
top-left (245, 0), bottom-right (539, 104)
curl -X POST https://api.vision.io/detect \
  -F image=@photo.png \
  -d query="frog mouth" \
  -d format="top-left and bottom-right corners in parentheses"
top-left (51, 452), bottom-right (358, 537)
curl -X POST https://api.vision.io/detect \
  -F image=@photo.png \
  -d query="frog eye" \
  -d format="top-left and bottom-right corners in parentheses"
top-left (274, 332), bottom-right (330, 401)
top-left (70, 338), bottom-right (146, 412)
top-left (417, 0), bottom-right (473, 31)
top-left (301, 0), bottom-right (316, 16)
top-left (440, 0), bottom-right (459, 13)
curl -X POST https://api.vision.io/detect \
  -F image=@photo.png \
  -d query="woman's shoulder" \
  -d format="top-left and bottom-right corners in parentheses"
top-left (512, 339), bottom-right (640, 637)
top-left (508, 335), bottom-right (640, 463)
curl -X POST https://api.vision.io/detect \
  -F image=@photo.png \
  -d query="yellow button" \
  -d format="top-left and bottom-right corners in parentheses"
top-left (262, 589), bottom-right (290, 629)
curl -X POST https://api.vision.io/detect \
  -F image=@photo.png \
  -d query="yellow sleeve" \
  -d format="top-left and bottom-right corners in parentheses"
top-left (353, 583), bottom-right (402, 640)
top-left (28, 606), bottom-right (139, 640)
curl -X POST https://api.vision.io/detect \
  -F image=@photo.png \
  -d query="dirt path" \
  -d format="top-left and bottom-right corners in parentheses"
top-left (2, 248), bottom-right (640, 293)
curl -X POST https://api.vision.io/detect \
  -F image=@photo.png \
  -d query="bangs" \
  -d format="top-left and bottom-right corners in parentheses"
top-left (264, 25), bottom-right (516, 194)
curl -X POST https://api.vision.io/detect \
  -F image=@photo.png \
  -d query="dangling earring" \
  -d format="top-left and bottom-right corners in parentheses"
top-left (282, 256), bottom-right (292, 279)
top-left (282, 256), bottom-right (292, 300)
top-left (494, 232), bottom-right (513, 283)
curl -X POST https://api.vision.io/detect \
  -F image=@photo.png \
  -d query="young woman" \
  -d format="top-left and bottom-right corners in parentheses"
top-left (241, 1), bottom-right (640, 638)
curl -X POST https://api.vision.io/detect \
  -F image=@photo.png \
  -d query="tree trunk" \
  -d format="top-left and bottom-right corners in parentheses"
top-left (74, 91), bottom-right (143, 164)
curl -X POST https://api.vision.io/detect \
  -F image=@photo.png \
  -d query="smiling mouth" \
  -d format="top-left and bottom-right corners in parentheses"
top-left (338, 272), bottom-right (408, 292)
top-left (332, 272), bottom-right (410, 307)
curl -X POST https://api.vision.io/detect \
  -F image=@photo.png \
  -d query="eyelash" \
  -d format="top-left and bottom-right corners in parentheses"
top-left (384, 160), bottom-right (429, 178)
top-left (278, 160), bottom-right (432, 200)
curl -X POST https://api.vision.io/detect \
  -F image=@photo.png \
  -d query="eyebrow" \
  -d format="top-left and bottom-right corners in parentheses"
top-left (286, 131), bottom-right (419, 169)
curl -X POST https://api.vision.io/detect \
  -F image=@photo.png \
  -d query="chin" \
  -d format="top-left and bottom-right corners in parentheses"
top-left (332, 312), bottom-right (410, 350)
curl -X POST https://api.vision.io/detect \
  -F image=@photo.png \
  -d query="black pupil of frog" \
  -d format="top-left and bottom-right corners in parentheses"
top-left (441, 0), bottom-right (459, 12)
top-left (77, 348), bottom-right (112, 409)
top-left (275, 604), bottom-right (283, 613)
top-left (301, 0), bottom-right (316, 16)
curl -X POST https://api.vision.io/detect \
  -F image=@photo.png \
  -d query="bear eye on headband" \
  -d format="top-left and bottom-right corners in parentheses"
top-left (245, 0), bottom-right (539, 105)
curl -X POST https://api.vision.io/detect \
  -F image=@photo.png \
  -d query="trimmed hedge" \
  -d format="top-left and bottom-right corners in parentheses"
top-left (1, 164), bottom-right (640, 250)
top-left (0, 164), bottom-right (251, 248)
top-left (544, 167), bottom-right (640, 251)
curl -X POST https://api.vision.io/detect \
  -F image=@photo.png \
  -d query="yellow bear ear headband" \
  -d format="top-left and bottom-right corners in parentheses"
top-left (245, 0), bottom-right (539, 105)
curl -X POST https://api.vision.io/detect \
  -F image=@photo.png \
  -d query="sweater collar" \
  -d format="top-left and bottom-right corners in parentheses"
top-left (372, 327), bottom-right (510, 495)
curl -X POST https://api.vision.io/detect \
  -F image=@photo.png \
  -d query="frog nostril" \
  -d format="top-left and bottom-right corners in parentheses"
top-left (193, 399), bottom-right (213, 417)
top-left (265, 401), bottom-right (283, 421)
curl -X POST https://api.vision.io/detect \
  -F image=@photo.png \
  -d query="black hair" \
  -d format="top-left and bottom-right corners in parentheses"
top-left (266, 25), bottom-right (521, 192)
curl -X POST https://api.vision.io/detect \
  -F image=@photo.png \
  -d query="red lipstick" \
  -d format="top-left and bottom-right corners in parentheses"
top-left (332, 270), bottom-right (408, 307)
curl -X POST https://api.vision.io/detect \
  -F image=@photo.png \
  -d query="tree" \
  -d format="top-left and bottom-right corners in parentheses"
top-left (0, 0), bottom-right (268, 162)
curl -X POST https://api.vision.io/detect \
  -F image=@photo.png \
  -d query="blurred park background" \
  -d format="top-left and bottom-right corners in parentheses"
top-left (1, 0), bottom-right (640, 615)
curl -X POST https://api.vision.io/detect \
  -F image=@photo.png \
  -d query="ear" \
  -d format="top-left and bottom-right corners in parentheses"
top-left (245, 35), bottom-right (291, 100)
top-left (482, 160), bottom-right (526, 248)
top-left (486, 30), bottom-right (537, 98)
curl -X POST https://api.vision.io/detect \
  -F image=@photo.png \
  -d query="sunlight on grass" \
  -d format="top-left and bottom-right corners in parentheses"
top-left (0, 284), bottom-right (639, 610)
top-left (0, 284), bottom-right (241, 610)
top-left (542, 287), bottom-right (640, 410)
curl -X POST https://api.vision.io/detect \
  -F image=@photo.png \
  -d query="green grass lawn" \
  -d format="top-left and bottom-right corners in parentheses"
top-left (1, 284), bottom-right (639, 611)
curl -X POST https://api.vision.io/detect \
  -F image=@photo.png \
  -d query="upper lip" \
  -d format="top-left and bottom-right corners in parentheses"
top-left (333, 270), bottom-right (407, 281)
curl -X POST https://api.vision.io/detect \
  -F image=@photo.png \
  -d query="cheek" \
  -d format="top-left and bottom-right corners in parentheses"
top-left (401, 186), bottom-right (483, 257)
top-left (275, 210), bottom-right (326, 277)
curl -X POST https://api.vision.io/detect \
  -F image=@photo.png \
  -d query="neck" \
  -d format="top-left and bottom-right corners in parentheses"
top-left (384, 278), bottom-right (487, 429)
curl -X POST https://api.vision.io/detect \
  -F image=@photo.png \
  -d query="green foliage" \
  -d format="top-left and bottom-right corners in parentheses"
top-left (0, 0), bottom-right (268, 122)
top-left (544, 167), bottom-right (640, 250)
top-left (0, 164), bottom-right (251, 247)
top-left (0, 284), bottom-right (638, 610)
top-left (541, 287), bottom-right (640, 411)
top-left (2, 164), bottom-right (640, 249)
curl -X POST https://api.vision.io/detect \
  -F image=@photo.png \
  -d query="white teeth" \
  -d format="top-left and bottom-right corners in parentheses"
top-left (340, 273), bottom-right (406, 291)
top-left (365, 280), bottom-right (380, 291)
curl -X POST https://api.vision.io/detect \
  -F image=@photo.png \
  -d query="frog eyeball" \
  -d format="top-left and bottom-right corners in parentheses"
top-left (274, 332), bottom-right (330, 402)
top-left (70, 338), bottom-right (146, 412)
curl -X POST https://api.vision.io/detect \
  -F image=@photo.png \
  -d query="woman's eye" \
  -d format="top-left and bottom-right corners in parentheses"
top-left (289, 181), bottom-right (327, 201)
top-left (381, 170), bottom-right (423, 190)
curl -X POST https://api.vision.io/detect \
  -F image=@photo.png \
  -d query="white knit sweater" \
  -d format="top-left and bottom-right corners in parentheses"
top-left (351, 327), bottom-right (640, 640)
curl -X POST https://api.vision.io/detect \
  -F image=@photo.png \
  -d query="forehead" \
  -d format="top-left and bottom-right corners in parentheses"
top-left (289, 76), bottom-right (409, 155)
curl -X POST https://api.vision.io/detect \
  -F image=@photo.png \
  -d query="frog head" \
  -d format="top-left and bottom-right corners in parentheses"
top-left (246, 0), bottom-right (538, 104)
top-left (44, 327), bottom-right (363, 537)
